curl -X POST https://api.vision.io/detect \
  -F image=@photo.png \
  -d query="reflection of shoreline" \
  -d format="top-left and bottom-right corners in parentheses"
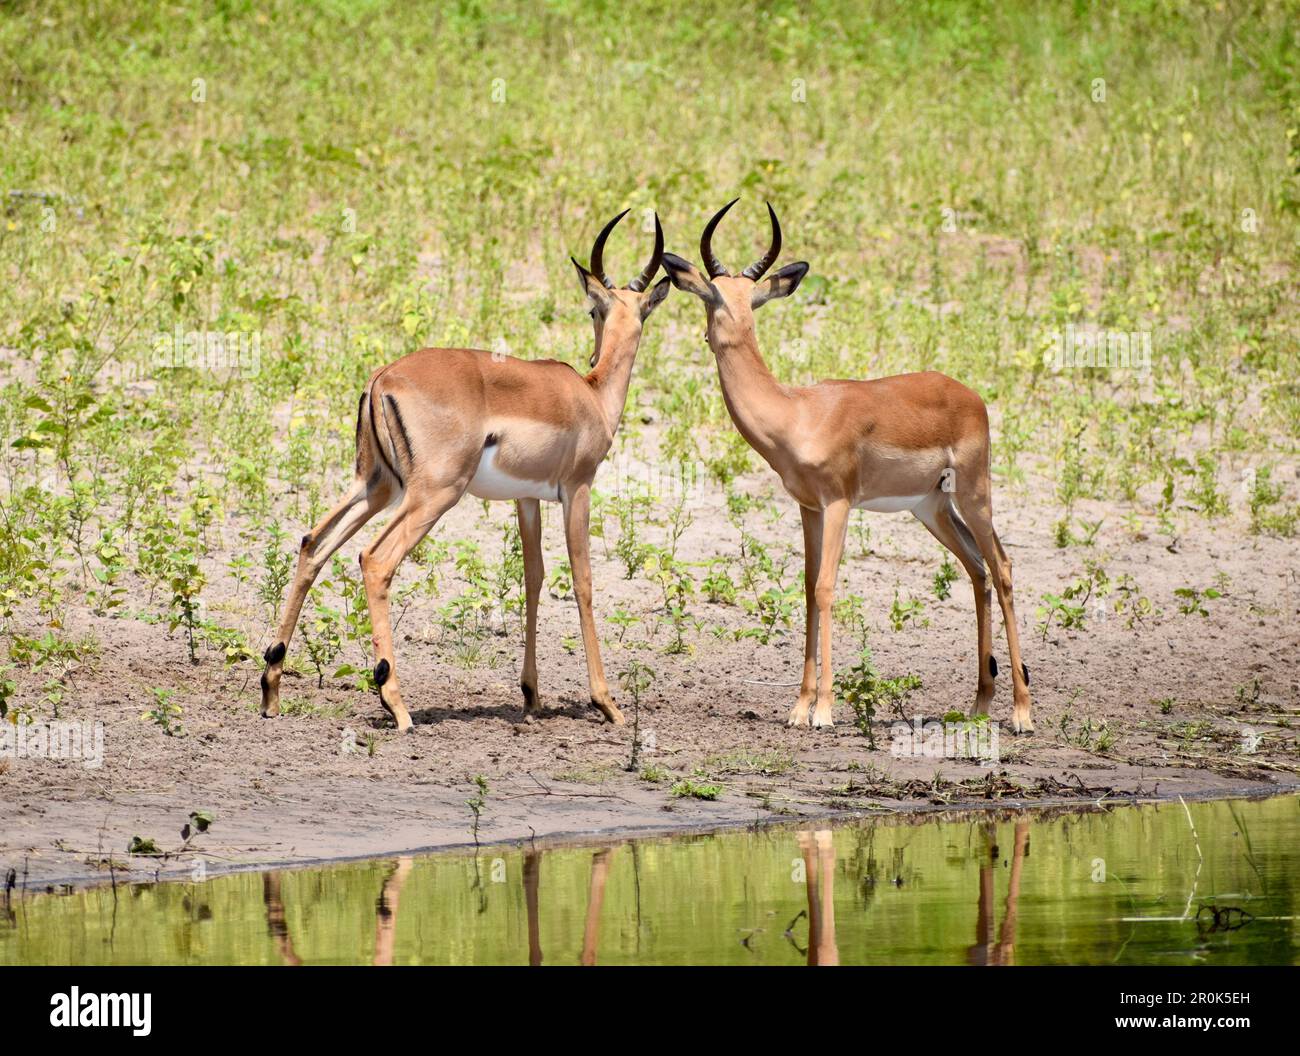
top-left (30, 791), bottom-right (1295, 893)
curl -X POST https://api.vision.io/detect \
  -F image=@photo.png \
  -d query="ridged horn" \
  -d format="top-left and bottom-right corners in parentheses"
top-left (699, 197), bottom-right (739, 279)
top-left (627, 212), bottom-right (664, 292)
top-left (741, 201), bottom-right (782, 281)
top-left (589, 209), bottom-right (629, 290)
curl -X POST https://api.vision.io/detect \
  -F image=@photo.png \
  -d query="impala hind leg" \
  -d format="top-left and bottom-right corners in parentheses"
top-left (261, 475), bottom-right (394, 717)
top-left (789, 506), bottom-right (823, 728)
top-left (913, 492), bottom-right (995, 716)
top-left (516, 498), bottom-right (544, 718)
top-left (955, 484), bottom-right (1034, 734)
top-left (811, 500), bottom-right (850, 728)
top-left (561, 483), bottom-right (623, 725)
top-left (360, 484), bottom-right (464, 732)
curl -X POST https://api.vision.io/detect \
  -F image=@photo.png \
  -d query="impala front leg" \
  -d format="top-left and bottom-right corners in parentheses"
top-left (516, 498), bottom-right (544, 718)
top-left (789, 505), bottom-right (823, 727)
top-left (562, 483), bottom-right (623, 724)
top-left (812, 500), bottom-right (849, 728)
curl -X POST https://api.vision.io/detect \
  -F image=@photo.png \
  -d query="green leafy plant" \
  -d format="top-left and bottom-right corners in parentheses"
top-left (834, 647), bottom-right (923, 746)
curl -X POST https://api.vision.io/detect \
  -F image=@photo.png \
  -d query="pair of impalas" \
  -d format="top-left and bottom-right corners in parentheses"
top-left (258, 202), bottom-right (1034, 735)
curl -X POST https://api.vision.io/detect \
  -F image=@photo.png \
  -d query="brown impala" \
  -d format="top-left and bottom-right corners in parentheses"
top-left (260, 211), bottom-right (671, 731)
top-left (662, 200), bottom-right (1033, 734)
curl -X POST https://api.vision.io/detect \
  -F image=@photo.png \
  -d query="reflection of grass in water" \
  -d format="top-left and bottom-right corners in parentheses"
top-left (7, 796), bottom-right (1300, 965)
top-left (1227, 799), bottom-right (1267, 896)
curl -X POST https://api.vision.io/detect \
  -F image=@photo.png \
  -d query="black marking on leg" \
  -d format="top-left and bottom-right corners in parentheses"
top-left (259, 672), bottom-right (270, 692)
top-left (1021, 662), bottom-right (1030, 685)
top-left (988, 655), bottom-right (998, 678)
top-left (485, 433), bottom-right (498, 448)
top-left (384, 393), bottom-right (416, 470)
top-left (374, 658), bottom-right (391, 687)
top-left (521, 682), bottom-right (537, 710)
top-left (264, 641), bottom-right (286, 665)
top-left (301, 533), bottom-right (312, 550)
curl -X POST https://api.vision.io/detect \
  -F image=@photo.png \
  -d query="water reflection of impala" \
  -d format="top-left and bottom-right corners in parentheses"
top-left (967, 820), bottom-right (1030, 966)
top-left (262, 849), bottom-right (615, 966)
top-left (797, 829), bottom-right (840, 965)
top-left (524, 848), bottom-right (613, 966)
top-left (257, 819), bottom-right (1032, 966)
top-left (261, 857), bottom-right (414, 966)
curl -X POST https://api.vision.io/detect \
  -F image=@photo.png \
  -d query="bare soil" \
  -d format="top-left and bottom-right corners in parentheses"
top-left (4, 423), bottom-right (1298, 888)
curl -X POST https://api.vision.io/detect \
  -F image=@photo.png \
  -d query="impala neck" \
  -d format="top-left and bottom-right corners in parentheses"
top-left (708, 323), bottom-right (790, 457)
top-left (586, 324), bottom-right (642, 436)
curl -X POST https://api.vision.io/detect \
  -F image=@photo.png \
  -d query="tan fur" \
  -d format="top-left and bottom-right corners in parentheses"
top-left (259, 217), bottom-right (670, 731)
top-left (664, 204), bottom-right (1033, 733)
top-left (798, 829), bottom-right (839, 965)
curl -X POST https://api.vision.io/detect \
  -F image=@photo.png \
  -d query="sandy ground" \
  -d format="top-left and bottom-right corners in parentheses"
top-left (3, 421), bottom-right (1298, 889)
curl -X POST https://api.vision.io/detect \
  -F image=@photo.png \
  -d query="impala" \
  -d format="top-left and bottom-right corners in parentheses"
top-left (661, 200), bottom-right (1033, 733)
top-left (260, 211), bottom-right (670, 731)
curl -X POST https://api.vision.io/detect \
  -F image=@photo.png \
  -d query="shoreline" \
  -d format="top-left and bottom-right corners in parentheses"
top-left (12, 778), bottom-right (1297, 894)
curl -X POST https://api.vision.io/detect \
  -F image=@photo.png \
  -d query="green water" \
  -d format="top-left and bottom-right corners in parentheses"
top-left (3, 796), bottom-right (1297, 965)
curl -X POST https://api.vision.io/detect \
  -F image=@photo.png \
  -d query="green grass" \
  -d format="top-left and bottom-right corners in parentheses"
top-left (0, 0), bottom-right (1297, 705)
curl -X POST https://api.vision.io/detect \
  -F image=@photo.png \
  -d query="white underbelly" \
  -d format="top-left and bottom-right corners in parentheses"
top-left (855, 493), bottom-right (929, 513)
top-left (466, 446), bottom-right (560, 501)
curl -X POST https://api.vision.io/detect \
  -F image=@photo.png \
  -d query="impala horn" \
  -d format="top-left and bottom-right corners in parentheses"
top-left (589, 208), bottom-right (628, 289)
top-left (627, 213), bottom-right (664, 292)
top-left (590, 209), bottom-right (664, 291)
top-left (741, 201), bottom-right (782, 281)
top-left (700, 197), bottom-right (739, 279)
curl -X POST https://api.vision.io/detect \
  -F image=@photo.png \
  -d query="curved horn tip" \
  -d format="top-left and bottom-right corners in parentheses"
top-left (700, 197), bottom-right (741, 280)
top-left (741, 200), bottom-right (783, 281)
top-left (590, 209), bottom-right (631, 290)
top-left (627, 212), bottom-right (665, 292)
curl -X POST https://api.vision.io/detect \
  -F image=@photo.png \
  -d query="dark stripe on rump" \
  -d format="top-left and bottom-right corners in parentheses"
top-left (384, 393), bottom-right (416, 471)
top-left (353, 391), bottom-right (367, 473)
top-left (369, 386), bottom-right (402, 484)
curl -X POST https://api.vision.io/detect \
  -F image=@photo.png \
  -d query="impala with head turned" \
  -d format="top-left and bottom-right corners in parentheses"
top-left (662, 200), bottom-right (1033, 734)
top-left (260, 211), bottom-right (670, 731)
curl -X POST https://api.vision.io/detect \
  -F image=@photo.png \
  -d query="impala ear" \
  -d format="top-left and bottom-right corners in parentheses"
top-left (662, 252), bottom-right (721, 306)
top-left (640, 275), bottom-right (672, 320)
top-left (751, 261), bottom-right (809, 309)
top-left (571, 256), bottom-right (613, 310)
